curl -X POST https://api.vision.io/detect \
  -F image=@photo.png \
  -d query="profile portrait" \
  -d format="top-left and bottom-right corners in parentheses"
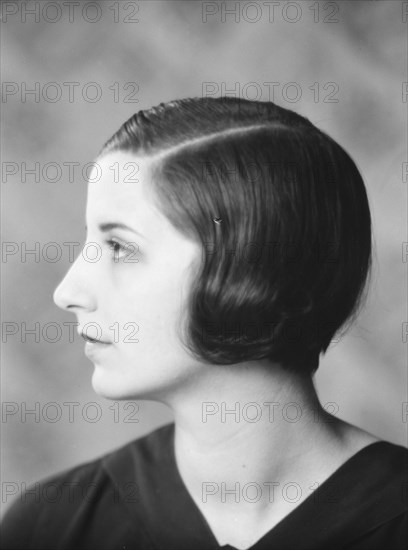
top-left (1, 3), bottom-right (407, 550)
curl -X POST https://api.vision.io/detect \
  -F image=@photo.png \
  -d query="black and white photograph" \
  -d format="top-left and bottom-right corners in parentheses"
top-left (1, 1), bottom-right (407, 549)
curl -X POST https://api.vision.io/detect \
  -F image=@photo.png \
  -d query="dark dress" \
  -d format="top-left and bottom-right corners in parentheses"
top-left (1, 423), bottom-right (407, 550)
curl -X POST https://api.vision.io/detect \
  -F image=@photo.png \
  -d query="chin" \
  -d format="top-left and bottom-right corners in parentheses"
top-left (90, 369), bottom-right (133, 400)
top-left (90, 369), bottom-right (172, 402)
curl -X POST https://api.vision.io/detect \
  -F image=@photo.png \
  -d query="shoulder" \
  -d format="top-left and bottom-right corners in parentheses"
top-left (332, 423), bottom-right (407, 505)
top-left (0, 423), bottom-right (174, 550)
top-left (368, 440), bottom-right (408, 513)
top-left (358, 439), bottom-right (408, 486)
top-left (1, 454), bottom-right (105, 548)
top-left (101, 420), bottom-right (174, 473)
top-left (329, 440), bottom-right (408, 549)
top-left (326, 439), bottom-right (408, 508)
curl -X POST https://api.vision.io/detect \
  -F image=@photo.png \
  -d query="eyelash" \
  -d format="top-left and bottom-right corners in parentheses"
top-left (106, 239), bottom-right (129, 261)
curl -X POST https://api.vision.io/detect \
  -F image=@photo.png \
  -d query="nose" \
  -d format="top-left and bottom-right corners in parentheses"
top-left (53, 254), bottom-right (97, 313)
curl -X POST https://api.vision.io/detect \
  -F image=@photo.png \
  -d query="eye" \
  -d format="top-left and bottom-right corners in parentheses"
top-left (105, 239), bottom-right (140, 263)
top-left (106, 239), bottom-right (129, 261)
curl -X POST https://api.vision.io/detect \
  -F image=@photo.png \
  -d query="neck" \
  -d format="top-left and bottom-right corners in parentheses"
top-left (165, 360), bottom-right (345, 510)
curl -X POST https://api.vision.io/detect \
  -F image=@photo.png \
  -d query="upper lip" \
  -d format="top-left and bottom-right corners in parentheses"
top-left (78, 329), bottom-right (111, 344)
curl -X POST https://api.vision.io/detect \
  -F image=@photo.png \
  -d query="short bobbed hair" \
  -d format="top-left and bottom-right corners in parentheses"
top-left (99, 97), bottom-right (372, 376)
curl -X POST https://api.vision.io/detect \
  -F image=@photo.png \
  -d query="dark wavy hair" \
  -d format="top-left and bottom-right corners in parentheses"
top-left (98, 97), bottom-right (372, 376)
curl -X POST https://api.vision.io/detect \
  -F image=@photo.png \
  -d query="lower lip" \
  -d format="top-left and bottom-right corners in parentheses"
top-left (84, 341), bottom-right (112, 359)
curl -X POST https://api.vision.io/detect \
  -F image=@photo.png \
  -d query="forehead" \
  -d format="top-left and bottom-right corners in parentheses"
top-left (85, 152), bottom-right (201, 267)
top-left (86, 152), bottom-right (159, 225)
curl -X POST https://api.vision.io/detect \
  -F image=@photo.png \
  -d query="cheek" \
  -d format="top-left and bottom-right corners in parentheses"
top-left (111, 273), bottom-right (189, 353)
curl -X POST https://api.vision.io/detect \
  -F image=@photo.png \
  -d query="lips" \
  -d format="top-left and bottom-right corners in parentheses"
top-left (82, 334), bottom-right (111, 344)
top-left (78, 329), bottom-right (111, 345)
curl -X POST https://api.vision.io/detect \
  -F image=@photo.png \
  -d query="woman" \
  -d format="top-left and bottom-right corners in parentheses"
top-left (1, 97), bottom-right (407, 550)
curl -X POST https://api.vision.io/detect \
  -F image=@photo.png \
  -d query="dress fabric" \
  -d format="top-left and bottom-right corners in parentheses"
top-left (1, 423), bottom-right (407, 550)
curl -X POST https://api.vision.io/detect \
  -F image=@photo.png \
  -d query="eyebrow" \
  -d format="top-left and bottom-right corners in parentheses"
top-left (85, 222), bottom-right (147, 240)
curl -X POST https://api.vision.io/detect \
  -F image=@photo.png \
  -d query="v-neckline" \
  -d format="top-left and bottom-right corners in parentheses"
top-left (103, 424), bottom-right (405, 550)
top-left (166, 426), bottom-right (387, 550)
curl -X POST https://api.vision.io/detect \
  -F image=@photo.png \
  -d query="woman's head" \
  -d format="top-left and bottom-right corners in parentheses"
top-left (99, 97), bottom-right (372, 376)
top-left (54, 97), bottom-right (372, 400)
